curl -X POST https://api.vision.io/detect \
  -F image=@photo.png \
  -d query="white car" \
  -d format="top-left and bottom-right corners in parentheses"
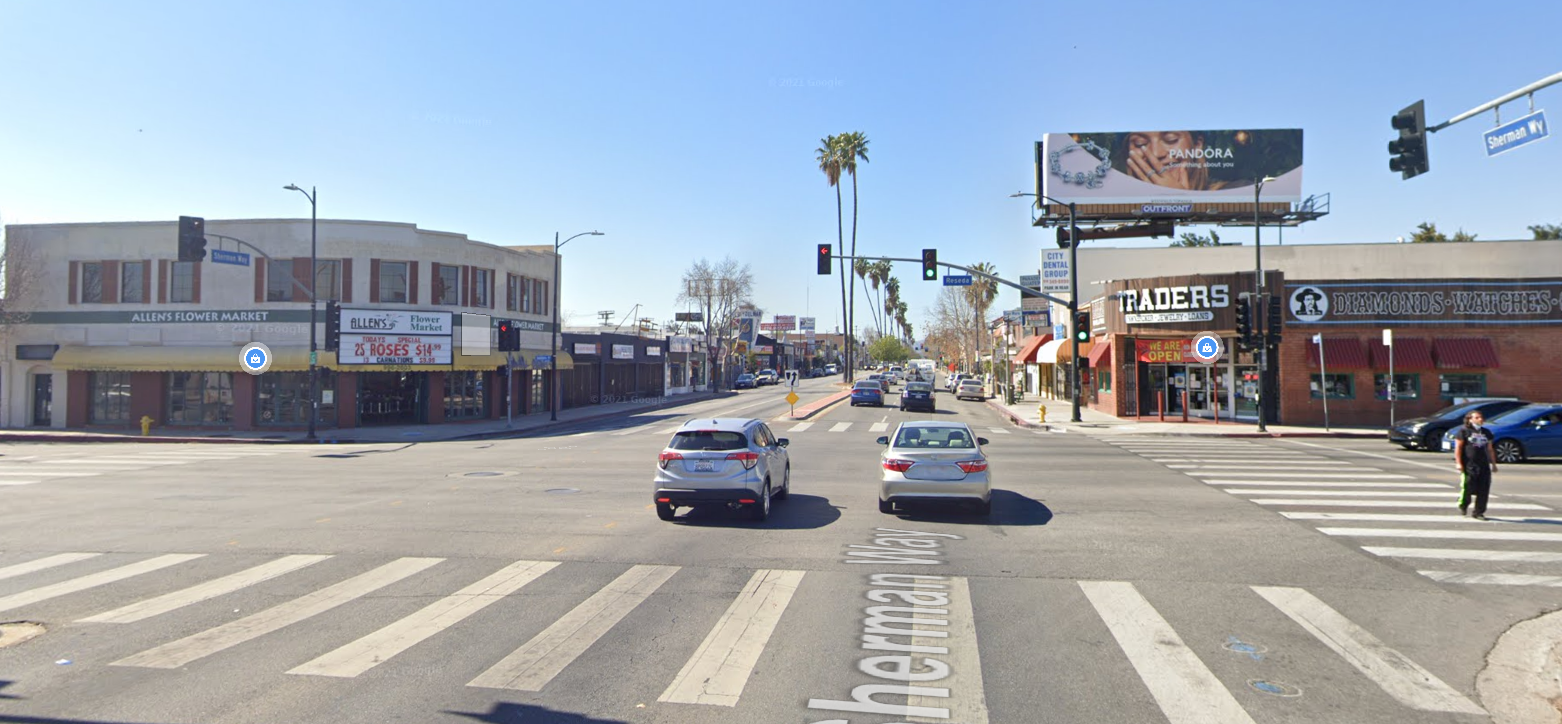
top-left (877, 421), bottom-right (992, 515)
top-left (653, 418), bottom-right (790, 522)
top-left (955, 378), bottom-right (985, 401)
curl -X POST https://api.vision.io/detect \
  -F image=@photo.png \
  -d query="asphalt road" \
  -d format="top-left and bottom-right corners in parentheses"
top-left (2, 375), bottom-right (1561, 724)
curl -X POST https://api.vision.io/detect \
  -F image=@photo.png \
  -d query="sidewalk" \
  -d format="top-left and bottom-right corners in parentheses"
top-left (984, 394), bottom-right (1384, 439)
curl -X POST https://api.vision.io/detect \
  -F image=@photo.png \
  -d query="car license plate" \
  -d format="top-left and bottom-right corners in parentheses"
top-left (695, 460), bottom-right (715, 472)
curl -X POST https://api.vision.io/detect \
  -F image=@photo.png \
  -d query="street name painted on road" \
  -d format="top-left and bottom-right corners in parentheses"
top-left (1485, 110), bottom-right (1548, 157)
top-left (210, 250), bottom-right (251, 266)
top-left (943, 275), bottom-right (973, 287)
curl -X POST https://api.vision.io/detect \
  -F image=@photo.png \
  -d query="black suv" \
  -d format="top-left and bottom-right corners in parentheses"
top-left (1388, 398), bottom-right (1529, 450)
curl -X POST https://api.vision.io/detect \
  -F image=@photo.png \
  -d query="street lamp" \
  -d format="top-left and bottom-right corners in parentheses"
top-left (1253, 175), bottom-right (1278, 433)
top-left (551, 231), bottom-right (604, 421)
top-left (283, 184), bottom-right (318, 441)
top-left (1011, 192), bottom-right (1083, 422)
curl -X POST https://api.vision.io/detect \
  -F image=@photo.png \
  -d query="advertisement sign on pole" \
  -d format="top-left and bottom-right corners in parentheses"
top-left (339, 334), bottom-right (453, 365)
top-left (1041, 129), bottom-right (1304, 204)
top-left (339, 309), bottom-right (454, 336)
top-left (1042, 250), bottom-right (1070, 294)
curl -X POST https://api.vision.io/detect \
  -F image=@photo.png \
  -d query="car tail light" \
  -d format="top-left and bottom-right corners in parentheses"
top-left (882, 459), bottom-right (914, 473)
top-left (658, 451), bottom-right (683, 470)
top-left (738, 498), bottom-right (757, 504)
top-left (656, 497), bottom-right (671, 503)
top-left (727, 451), bottom-right (760, 470)
top-left (956, 459), bottom-right (988, 473)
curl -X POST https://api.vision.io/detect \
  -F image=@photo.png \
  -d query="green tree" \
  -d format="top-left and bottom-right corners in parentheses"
top-left (1409, 222), bottom-right (1449, 243)
top-left (816, 135), bottom-right (849, 379)
top-left (964, 262), bottom-right (999, 372)
top-left (839, 131), bottom-right (871, 374)
top-left (1449, 229), bottom-right (1478, 243)
top-left (1171, 230), bottom-right (1221, 247)
top-left (868, 336), bottom-right (910, 364)
top-left (1529, 223), bottom-right (1562, 240)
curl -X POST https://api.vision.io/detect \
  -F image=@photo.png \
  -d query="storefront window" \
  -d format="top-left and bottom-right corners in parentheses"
top-left (530, 370), bottom-right (546, 411)
top-left (1374, 373), bottom-right (1420, 400)
top-left (1439, 373), bottom-right (1486, 398)
top-left (1096, 369), bottom-right (1112, 393)
top-left (1310, 373), bottom-right (1354, 400)
top-left (256, 371), bottom-right (337, 425)
top-left (167, 372), bottom-right (233, 425)
top-left (89, 372), bottom-right (131, 424)
top-left (670, 361), bottom-right (686, 388)
top-left (444, 371), bottom-right (486, 419)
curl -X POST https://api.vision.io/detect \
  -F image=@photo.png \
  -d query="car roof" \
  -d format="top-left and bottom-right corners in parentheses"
top-left (894, 420), bottom-right (971, 430)
top-left (678, 418), bottom-right (759, 432)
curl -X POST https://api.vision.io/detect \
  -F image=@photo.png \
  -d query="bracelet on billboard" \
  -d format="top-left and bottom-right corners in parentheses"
top-left (1049, 141), bottom-right (1112, 189)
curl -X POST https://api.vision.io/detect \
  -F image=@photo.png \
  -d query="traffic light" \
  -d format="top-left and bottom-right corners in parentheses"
top-left (497, 320), bottom-right (520, 351)
top-left (1073, 310), bottom-right (1090, 343)
top-left (1235, 297), bottom-right (1254, 349)
top-left (177, 216), bottom-right (207, 262)
top-left (1056, 227), bottom-right (1071, 249)
top-left (1266, 294), bottom-right (1284, 344)
top-left (1389, 100), bottom-right (1428, 180)
top-left (921, 249), bottom-right (937, 280)
top-left (324, 301), bottom-right (341, 352)
top-left (817, 244), bottom-right (832, 275)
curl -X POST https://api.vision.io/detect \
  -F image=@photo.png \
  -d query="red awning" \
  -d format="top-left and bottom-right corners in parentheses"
top-left (1012, 335), bottom-right (1051, 364)
top-left (1306, 337), bottom-right (1369, 368)
top-left (1432, 338), bottom-right (1500, 369)
top-left (1088, 340), bottom-right (1113, 368)
top-left (1368, 337), bottom-right (1434, 369)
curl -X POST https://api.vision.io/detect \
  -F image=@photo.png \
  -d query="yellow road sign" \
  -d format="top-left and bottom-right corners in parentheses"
top-left (785, 391), bottom-right (799, 405)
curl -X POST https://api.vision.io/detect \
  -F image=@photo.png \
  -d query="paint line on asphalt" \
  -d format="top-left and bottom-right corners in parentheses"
top-left (869, 422), bottom-right (889, 432)
top-left (986, 428), bottom-right (1011, 435)
top-left (1254, 499), bottom-right (1547, 509)
top-left (1252, 586), bottom-right (1485, 714)
top-left (659, 569), bottom-right (805, 706)
top-left (906, 576), bottom-right (990, 724)
top-left (0, 553), bottom-right (102, 582)
top-left (38, 459), bottom-right (185, 465)
top-left (1225, 489), bottom-right (1455, 497)
top-left (0, 471), bottom-right (102, 477)
top-left (829, 422), bottom-right (853, 433)
top-left (1192, 472), bottom-right (1414, 480)
top-left (1363, 547), bottom-right (1562, 562)
top-left (1282, 512), bottom-right (1562, 525)
top-left (0, 554), bottom-right (206, 615)
top-left (789, 422), bottom-right (815, 433)
top-left (1284, 440), bottom-right (1457, 472)
top-left (0, 480), bottom-right (44, 486)
top-left (1318, 527), bottom-right (1562, 542)
top-left (1170, 464), bottom-right (1374, 471)
top-left (79, 555), bottom-right (334, 624)
top-left (1204, 480), bottom-right (1447, 489)
top-left (1419, 571), bottom-right (1562, 587)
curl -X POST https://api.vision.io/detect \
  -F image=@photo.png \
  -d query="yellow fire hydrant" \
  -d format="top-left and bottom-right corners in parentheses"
top-left (140, 416), bottom-right (154, 436)
top-left (1037, 404), bottom-right (1047, 423)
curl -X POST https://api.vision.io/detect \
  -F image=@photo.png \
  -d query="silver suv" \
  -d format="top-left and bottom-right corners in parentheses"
top-left (654, 418), bottom-right (790, 521)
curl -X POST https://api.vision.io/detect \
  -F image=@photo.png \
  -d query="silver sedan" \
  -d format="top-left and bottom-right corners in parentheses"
top-left (876, 421), bottom-right (992, 516)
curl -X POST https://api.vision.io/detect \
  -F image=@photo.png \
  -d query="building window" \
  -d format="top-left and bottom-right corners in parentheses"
top-left (670, 362), bottom-right (686, 388)
top-left (444, 371), bottom-right (486, 419)
top-left (530, 369), bottom-right (546, 411)
top-left (121, 262), bottom-right (146, 303)
top-left (81, 262), bottom-right (104, 303)
top-left (1439, 373), bottom-right (1486, 399)
top-left (379, 261), bottom-right (409, 303)
top-left (436, 265), bottom-right (461, 305)
top-left (170, 262), bottom-right (196, 302)
top-left (473, 269), bottom-right (492, 307)
top-left (1097, 369), bottom-right (1113, 393)
top-left (532, 279), bottom-right (548, 316)
top-left (255, 371), bottom-right (337, 425)
top-left (520, 277), bottom-right (533, 314)
top-left (167, 372), bottom-right (234, 425)
top-left (1310, 373), bottom-right (1354, 399)
top-left (316, 259), bottom-right (342, 302)
top-left (507, 275), bottom-right (520, 311)
top-left (89, 372), bottom-right (132, 424)
top-left (1374, 373), bottom-right (1420, 401)
top-left (267, 258), bottom-right (293, 301)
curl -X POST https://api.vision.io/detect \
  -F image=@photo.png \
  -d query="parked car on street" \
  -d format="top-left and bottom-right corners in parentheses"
top-left (851, 380), bottom-right (885, 407)
top-left (824, 364), bottom-right (839, 375)
top-left (876, 421), bottom-right (992, 515)
top-left (899, 381), bottom-right (936, 413)
top-left (755, 369), bottom-right (779, 385)
top-left (1439, 403), bottom-right (1562, 463)
top-left (955, 378), bottom-right (986, 401)
top-left (734, 373), bottom-right (757, 389)
top-left (653, 418), bottom-right (790, 521)
top-left (946, 373), bottom-right (968, 392)
top-left (1388, 398), bottom-right (1528, 450)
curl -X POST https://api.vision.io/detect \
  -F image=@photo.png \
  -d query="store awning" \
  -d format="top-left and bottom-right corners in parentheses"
top-left (1011, 335), bottom-right (1051, 365)
top-left (1306, 337), bottom-right (1369, 368)
top-left (54, 346), bottom-right (576, 373)
top-left (1369, 337), bottom-right (1434, 369)
top-left (1088, 341), bottom-right (1113, 368)
top-left (1036, 339), bottom-right (1094, 364)
top-left (1432, 338), bottom-right (1499, 369)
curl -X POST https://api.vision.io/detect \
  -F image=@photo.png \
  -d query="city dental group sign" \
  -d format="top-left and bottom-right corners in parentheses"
top-left (1284, 279), bottom-right (1562, 325)
top-left (1041, 128), bottom-right (1303, 204)
top-left (338, 309), bottom-right (454, 365)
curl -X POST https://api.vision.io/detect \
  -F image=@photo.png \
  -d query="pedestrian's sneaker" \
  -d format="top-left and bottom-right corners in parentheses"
top-left (1472, 514), bottom-right (1488, 521)
top-left (1459, 505), bottom-right (1468, 517)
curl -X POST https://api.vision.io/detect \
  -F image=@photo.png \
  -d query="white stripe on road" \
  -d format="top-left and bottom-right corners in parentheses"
top-left (1252, 586), bottom-right (1485, 714)
top-left (788, 422), bottom-right (815, 433)
top-left (869, 422), bottom-right (889, 432)
top-left (1255, 499), bottom-right (1547, 509)
top-left (1419, 571), bottom-right (1562, 587)
top-left (292, 559), bottom-right (558, 678)
top-left (469, 564), bottom-right (676, 691)
top-left (904, 577), bottom-right (989, 724)
top-left (1319, 528), bottom-right (1562, 542)
top-left (1224, 490), bottom-right (1456, 497)
top-left (829, 423), bottom-right (853, 433)
top-left (1170, 465), bottom-right (1374, 471)
top-left (0, 471), bottom-right (102, 477)
top-left (1286, 440), bottom-right (1458, 473)
top-left (1204, 481), bottom-right (1448, 489)
top-left (1148, 457), bottom-right (1320, 463)
top-left (1079, 580), bottom-right (1255, 724)
top-left (0, 553), bottom-right (102, 582)
top-left (659, 569), bottom-right (805, 706)
top-left (661, 426), bottom-right (683, 435)
top-left (986, 428), bottom-right (1011, 435)
top-left (1193, 472), bottom-right (1413, 479)
top-left (80, 555), bottom-right (333, 624)
top-left (0, 554), bottom-right (205, 614)
top-left (113, 557), bottom-right (443, 669)
top-left (1282, 512), bottom-right (1562, 525)
top-left (39, 459), bottom-right (185, 465)
top-left (1364, 547), bottom-right (1562, 563)
top-left (0, 480), bottom-right (44, 486)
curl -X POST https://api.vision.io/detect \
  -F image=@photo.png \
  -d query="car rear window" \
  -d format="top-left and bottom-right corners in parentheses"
top-left (893, 427), bottom-right (975, 448)
top-left (907, 383), bottom-right (933, 392)
top-left (669, 430), bottom-right (749, 451)
top-left (854, 381), bottom-right (880, 390)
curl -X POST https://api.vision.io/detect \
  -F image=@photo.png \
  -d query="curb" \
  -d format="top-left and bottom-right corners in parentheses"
top-left (0, 433), bottom-right (292, 445)
top-left (984, 398), bottom-right (1039, 429)
top-left (778, 390), bottom-right (854, 422)
top-left (1477, 608), bottom-right (1562, 724)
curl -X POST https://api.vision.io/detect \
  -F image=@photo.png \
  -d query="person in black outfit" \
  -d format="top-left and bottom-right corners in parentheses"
top-left (1454, 410), bottom-right (1499, 520)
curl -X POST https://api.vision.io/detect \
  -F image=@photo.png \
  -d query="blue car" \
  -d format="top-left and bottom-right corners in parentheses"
top-left (1440, 403), bottom-right (1562, 463)
top-left (850, 381), bottom-right (884, 407)
top-left (734, 373), bottom-right (757, 390)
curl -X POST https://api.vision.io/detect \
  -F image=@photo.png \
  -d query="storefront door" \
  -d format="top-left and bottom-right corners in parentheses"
top-left (31, 374), bottom-right (52, 426)
top-left (358, 372), bottom-right (426, 426)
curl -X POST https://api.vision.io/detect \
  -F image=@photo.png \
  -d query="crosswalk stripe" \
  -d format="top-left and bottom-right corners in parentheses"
top-left (1364, 547), bottom-right (1562, 562)
top-left (0, 471), bottom-right (101, 477)
top-left (0, 480), bottom-right (44, 486)
top-left (291, 559), bottom-right (558, 678)
top-left (1282, 512), bottom-right (1562, 524)
top-left (660, 426), bottom-right (683, 435)
top-left (829, 423), bottom-right (853, 433)
top-left (1193, 472), bottom-right (1413, 479)
top-left (1205, 481), bottom-right (1447, 489)
top-left (1252, 586), bottom-right (1485, 714)
top-left (1170, 464), bottom-right (1373, 471)
top-left (789, 422), bottom-right (815, 433)
top-left (112, 557), bottom-right (444, 669)
top-left (1148, 457), bottom-right (1320, 463)
top-left (1419, 571), bottom-right (1562, 587)
top-left (1255, 499), bottom-right (1548, 509)
top-left (79, 555), bottom-right (334, 624)
top-left (906, 577), bottom-right (990, 723)
top-left (469, 564), bottom-right (677, 691)
top-left (1319, 527), bottom-right (1562, 542)
top-left (0, 553), bottom-right (102, 582)
top-left (1079, 580), bottom-right (1255, 724)
top-left (659, 569), bottom-right (805, 706)
top-left (1224, 490), bottom-right (1454, 497)
top-left (39, 459), bottom-right (185, 465)
top-left (869, 422), bottom-right (889, 432)
top-left (0, 554), bottom-right (205, 614)
top-left (986, 428), bottom-right (1011, 435)
top-left (611, 428), bottom-right (642, 436)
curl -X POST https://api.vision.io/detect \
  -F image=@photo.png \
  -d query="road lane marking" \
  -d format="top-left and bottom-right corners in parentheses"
top-left (0, 479), bottom-right (44, 486)
top-left (1224, 490), bottom-right (1455, 497)
top-left (1192, 472), bottom-right (1413, 480)
top-left (112, 557), bottom-right (443, 669)
top-left (1282, 512), bottom-right (1562, 524)
top-left (985, 428), bottom-right (1011, 435)
top-left (869, 422), bottom-right (889, 432)
top-left (1364, 547), bottom-right (1562, 562)
top-left (291, 559), bottom-right (557, 678)
top-left (1285, 440), bottom-right (1457, 472)
top-left (1147, 457), bottom-right (1320, 463)
top-left (39, 459), bottom-right (183, 465)
top-left (470, 564), bottom-right (678, 691)
top-left (1319, 527), bottom-right (1562, 542)
top-left (660, 426), bottom-right (683, 435)
top-left (0, 554), bottom-right (205, 614)
top-left (1255, 499), bottom-right (1547, 509)
top-left (1079, 580), bottom-right (1255, 724)
top-left (906, 577), bottom-right (990, 724)
top-left (659, 569), bottom-right (805, 706)
top-left (1204, 481), bottom-right (1447, 489)
top-left (0, 553), bottom-right (102, 582)
top-left (789, 422), bottom-right (815, 433)
top-left (829, 423), bottom-right (853, 433)
top-left (1252, 586), bottom-right (1485, 714)
top-left (80, 555), bottom-right (332, 624)
top-left (1419, 571), bottom-right (1562, 587)
top-left (1170, 464), bottom-right (1370, 471)
top-left (0, 471), bottom-right (102, 477)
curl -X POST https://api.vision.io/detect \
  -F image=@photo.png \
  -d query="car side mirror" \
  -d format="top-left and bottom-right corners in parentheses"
top-left (777, 438), bottom-right (790, 447)
top-left (977, 437), bottom-right (990, 446)
top-left (876, 436), bottom-right (889, 445)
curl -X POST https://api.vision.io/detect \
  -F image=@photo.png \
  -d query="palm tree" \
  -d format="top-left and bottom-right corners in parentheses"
top-left (882, 276), bottom-right (900, 340)
top-left (871, 260), bottom-right (892, 336)
top-left (817, 135), bottom-right (849, 379)
top-left (838, 131), bottom-right (870, 373)
top-left (854, 258), bottom-right (879, 336)
top-left (895, 300), bottom-right (911, 341)
top-left (965, 262), bottom-right (999, 372)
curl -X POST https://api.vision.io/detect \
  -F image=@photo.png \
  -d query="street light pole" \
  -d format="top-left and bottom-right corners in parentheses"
top-left (1254, 176), bottom-right (1276, 433)
top-left (284, 184), bottom-right (318, 441)
top-left (551, 231), bottom-right (603, 422)
top-left (1010, 192), bottom-right (1082, 422)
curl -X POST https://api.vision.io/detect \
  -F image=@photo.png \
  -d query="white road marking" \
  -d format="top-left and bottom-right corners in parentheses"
top-left (1252, 586), bottom-right (1485, 714)
top-left (291, 559), bottom-right (558, 678)
top-left (906, 577), bottom-right (990, 724)
top-left (469, 564), bottom-right (677, 691)
top-left (1148, 456), bottom-right (1323, 463)
top-left (1204, 480), bottom-right (1447, 489)
top-left (1364, 547), bottom-right (1562, 562)
top-left (112, 557), bottom-right (443, 669)
top-left (1319, 528), bottom-right (1562, 542)
top-left (39, 459), bottom-right (184, 465)
top-left (0, 479), bottom-right (44, 486)
top-left (1255, 499), bottom-right (1547, 509)
top-left (1285, 440), bottom-right (1457, 472)
top-left (789, 422), bottom-right (815, 433)
top-left (0, 471), bottom-right (101, 477)
top-left (986, 428), bottom-right (1011, 435)
top-left (1192, 472), bottom-right (1413, 480)
top-left (0, 554), bottom-right (205, 614)
top-left (869, 422), bottom-right (889, 432)
top-left (829, 422), bottom-right (853, 433)
top-left (1079, 580), bottom-right (1255, 724)
top-left (660, 426), bottom-right (683, 435)
top-left (1169, 464), bottom-right (1371, 471)
top-left (80, 555), bottom-right (333, 624)
top-left (1282, 512), bottom-right (1562, 524)
top-left (0, 553), bottom-right (102, 582)
top-left (1419, 571), bottom-right (1562, 587)
top-left (659, 569), bottom-right (805, 706)
top-left (1224, 490), bottom-right (1456, 497)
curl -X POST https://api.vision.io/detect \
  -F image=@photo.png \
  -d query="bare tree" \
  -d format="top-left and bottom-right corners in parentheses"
top-left (925, 286), bottom-right (978, 369)
top-left (677, 256), bottom-right (755, 389)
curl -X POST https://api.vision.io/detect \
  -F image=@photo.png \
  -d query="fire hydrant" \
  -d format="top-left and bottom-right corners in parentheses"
top-left (1037, 404), bottom-right (1047, 423)
top-left (140, 416), bottom-right (154, 436)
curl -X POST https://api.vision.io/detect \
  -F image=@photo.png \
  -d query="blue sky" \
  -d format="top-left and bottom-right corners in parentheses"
top-left (4, 1), bottom-right (1559, 335)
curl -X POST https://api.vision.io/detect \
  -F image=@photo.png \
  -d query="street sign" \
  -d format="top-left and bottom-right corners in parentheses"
top-left (1019, 274), bottom-right (1041, 298)
top-left (785, 391), bottom-right (799, 405)
top-left (1485, 110), bottom-right (1548, 157)
top-left (1191, 333), bottom-right (1223, 364)
top-left (533, 355), bottom-right (553, 366)
top-left (1042, 250), bottom-right (1070, 294)
top-left (210, 249), bottom-right (250, 266)
top-left (943, 275), bottom-right (973, 287)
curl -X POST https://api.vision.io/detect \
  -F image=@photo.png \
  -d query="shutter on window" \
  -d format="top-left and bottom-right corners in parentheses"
top-left (102, 260), bottom-right (120, 304)
top-left (191, 261), bottom-right (203, 303)
top-left (409, 261), bottom-right (419, 304)
top-left (69, 261), bottom-right (79, 304)
top-left (341, 258), bottom-right (353, 303)
top-left (255, 263), bottom-right (265, 303)
top-left (142, 260), bottom-right (151, 303)
top-left (462, 265), bottom-right (471, 307)
top-left (292, 258), bottom-right (311, 302)
top-left (369, 259), bottom-right (381, 303)
top-left (158, 260), bottom-right (169, 303)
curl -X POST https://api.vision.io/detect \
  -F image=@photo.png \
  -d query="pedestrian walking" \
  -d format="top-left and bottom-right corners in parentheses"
top-left (1454, 410), bottom-right (1499, 520)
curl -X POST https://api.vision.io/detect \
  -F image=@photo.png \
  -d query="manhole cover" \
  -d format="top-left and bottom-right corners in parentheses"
top-left (545, 488), bottom-right (581, 495)
top-left (1248, 680), bottom-right (1302, 697)
top-left (0, 621), bottom-right (46, 649)
top-left (464, 472), bottom-right (504, 478)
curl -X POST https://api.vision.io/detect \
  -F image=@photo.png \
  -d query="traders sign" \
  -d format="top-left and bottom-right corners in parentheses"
top-left (1041, 129), bottom-right (1303, 204)
top-left (1286, 278), bottom-right (1562, 325)
top-left (340, 334), bottom-right (452, 365)
top-left (1120, 283), bottom-right (1231, 324)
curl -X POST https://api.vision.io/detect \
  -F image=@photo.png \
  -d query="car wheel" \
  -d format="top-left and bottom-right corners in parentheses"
top-left (775, 466), bottom-right (790, 500)
top-left (879, 498), bottom-right (894, 514)
top-left (750, 483), bottom-right (771, 522)
top-left (1421, 429), bottom-right (1443, 451)
top-left (656, 502), bottom-right (676, 521)
top-left (1494, 439), bottom-right (1526, 464)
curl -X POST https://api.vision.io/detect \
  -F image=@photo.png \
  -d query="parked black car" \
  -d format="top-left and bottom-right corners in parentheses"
top-left (1388, 398), bottom-right (1529, 450)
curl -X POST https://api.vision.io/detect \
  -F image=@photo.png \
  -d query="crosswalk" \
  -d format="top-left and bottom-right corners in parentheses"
top-left (1107, 437), bottom-right (1562, 589)
top-left (0, 445), bottom-right (294, 487)
top-left (612, 420), bottom-right (1023, 438)
top-left (0, 549), bottom-right (1484, 719)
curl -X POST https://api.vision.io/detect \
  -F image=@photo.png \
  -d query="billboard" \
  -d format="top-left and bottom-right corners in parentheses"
top-left (1041, 129), bottom-right (1303, 204)
top-left (340, 334), bottom-right (452, 365)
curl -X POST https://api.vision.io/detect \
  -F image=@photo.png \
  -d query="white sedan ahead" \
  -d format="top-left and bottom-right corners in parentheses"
top-left (877, 421), bottom-right (992, 516)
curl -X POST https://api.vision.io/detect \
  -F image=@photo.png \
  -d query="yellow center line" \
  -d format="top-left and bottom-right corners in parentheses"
top-left (554, 547), bottom-right (567, 554)
top-left (316, 518), bottom-right (331, 523)
top-left (603, 522), bottom-right (618, 529)
top-left (226, 541), bottom-right (238, 546)
top-left (390, 500), bottom-right (403, 506)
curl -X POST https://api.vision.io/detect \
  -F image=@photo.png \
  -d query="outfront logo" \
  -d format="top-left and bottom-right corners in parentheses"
top-left (1290, 286), bottom-right (1329, 322)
